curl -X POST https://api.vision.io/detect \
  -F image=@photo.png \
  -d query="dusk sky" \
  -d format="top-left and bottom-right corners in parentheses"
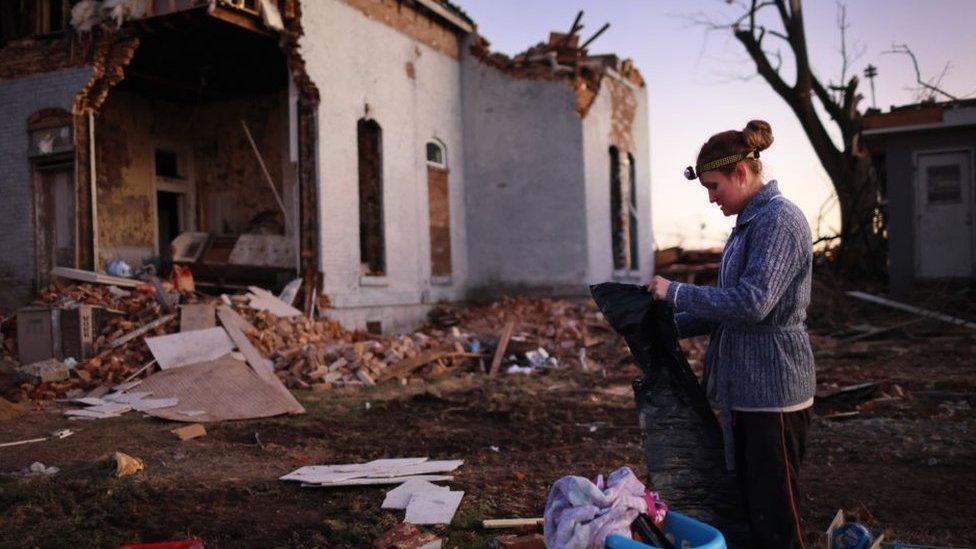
top-left (463, 1), bottom-right (976, 249)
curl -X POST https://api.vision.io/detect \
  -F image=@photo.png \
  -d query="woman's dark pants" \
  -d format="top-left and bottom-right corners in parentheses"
top-left (732, 409), bottom-right (812, 549)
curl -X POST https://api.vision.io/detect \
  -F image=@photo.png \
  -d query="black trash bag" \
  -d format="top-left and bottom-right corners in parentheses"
top-left (590, 282), bottom-right (752, 548)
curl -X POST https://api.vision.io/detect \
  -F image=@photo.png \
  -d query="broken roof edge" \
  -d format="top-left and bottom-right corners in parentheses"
top-left (467, 33), bottom-right (645, 88)
top-left (467, 33), bottom-right (645, 118)
top-left (415, 0), bottom-right (476, 34)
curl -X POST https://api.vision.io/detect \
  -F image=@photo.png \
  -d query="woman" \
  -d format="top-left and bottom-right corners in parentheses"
top-left (647, 120), bottom-right (815, 549)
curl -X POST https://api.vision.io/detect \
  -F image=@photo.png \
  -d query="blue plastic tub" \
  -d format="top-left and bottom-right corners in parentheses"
top-left (605, 511), bottom-right (727, 549)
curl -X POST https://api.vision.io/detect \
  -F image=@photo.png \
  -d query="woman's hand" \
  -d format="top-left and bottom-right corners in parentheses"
top-left (645, 276), bottom-right (672, 301)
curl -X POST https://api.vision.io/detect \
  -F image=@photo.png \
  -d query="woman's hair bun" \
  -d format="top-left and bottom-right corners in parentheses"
top-left (742, 119), bottom-right (773, 152)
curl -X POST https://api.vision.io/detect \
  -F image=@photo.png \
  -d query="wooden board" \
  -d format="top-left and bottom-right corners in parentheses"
top-left (489, 320), bottom-right (516, 378)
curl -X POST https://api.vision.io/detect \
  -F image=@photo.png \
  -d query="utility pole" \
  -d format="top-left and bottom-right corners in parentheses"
top-left (864, 64), bottom-right (878, 109)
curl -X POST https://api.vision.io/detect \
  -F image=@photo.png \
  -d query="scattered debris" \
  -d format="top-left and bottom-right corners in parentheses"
top-left (494, 534), bottom-right (546, 549)
top-left (51, 266), bottom-right (142, 288)
top-left (5, 281), bottom-right (627, 404)
top-left (655, 247), bottom-right (722, 285)
top-left (372, 523), bottom-right (442, 549)
top-left (17, 358), bottom-right (70, 383)
top-left (119, 540), bottom-right (204, 549)
top-left (111, 451), bottom-right (145, 477)
top-left (171, 424), bottom-right (207, 441)
top-left (11, 462), bottom-right (60, 477)
top-left (0, 428), bottom-right (74, 449)
top-left (280, 458), bottom-right (463, 488)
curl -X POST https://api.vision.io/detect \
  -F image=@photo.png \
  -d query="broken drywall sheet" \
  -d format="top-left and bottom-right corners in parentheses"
top-left (299, 475), bottom-right (455, 488)
top-left (382, 479), bottom-right (450, 510)
top-left (280, 458), bottom-right (462, 488)
top-left (145, 327), bottom-right (235, 370)
top-left (246, 286), bottom-right (302, 317)
top-left (404, 490), bottom-right (464, 525)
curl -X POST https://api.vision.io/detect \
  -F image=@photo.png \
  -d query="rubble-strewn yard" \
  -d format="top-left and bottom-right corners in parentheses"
top-left (1, 282), bottom-right (974, 548)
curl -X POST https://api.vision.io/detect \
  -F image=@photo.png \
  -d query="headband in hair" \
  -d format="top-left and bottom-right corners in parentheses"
top-left (684, 149), bottom-right (759, 180)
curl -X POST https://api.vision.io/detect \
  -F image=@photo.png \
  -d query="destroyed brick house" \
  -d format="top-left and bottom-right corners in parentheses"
top-left (0, 0), bottom-right (651, 332)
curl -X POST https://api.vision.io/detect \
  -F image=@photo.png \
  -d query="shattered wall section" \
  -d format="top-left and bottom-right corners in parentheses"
top-left (333, 0), bottom-right (461, 59)
top-left (467, 34), bottom-right (646, 119)
top-left (0, 37), bottom-right (87, 79)
top-left (94, 90), bottom-right (290, 266)
top-left (72, 30), bottom-right (140, 269)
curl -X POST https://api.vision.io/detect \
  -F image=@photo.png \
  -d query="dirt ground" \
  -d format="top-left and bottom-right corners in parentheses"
top-left (1, 291), bottom-right (975, 548)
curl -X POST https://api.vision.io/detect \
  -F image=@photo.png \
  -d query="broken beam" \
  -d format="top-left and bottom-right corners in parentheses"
top-left (845, 291), bottom-right (976, 331)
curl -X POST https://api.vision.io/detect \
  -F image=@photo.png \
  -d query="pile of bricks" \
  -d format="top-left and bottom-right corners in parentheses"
top-left (3, 283), bottom-right (631, 402)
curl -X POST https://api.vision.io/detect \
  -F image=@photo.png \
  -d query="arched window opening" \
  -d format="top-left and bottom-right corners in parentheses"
top-left (358, 118), bottom-right (385, 276)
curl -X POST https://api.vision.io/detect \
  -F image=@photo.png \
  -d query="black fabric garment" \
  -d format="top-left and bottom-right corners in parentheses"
top-left (589, 282), bottom-right (752, 549)
top-left (733, 409), bottom-right (812, 549)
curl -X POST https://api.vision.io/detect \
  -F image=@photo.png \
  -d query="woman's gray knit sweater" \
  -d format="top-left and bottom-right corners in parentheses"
top-left (664, 180), bottom-right (815, 469)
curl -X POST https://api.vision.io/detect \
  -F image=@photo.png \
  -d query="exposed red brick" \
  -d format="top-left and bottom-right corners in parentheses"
top-left (339, 0), bottom-right (461, 59)
top-left (0, 35), bottom-right (86, 79)
top-left (607, 76), bottom-right (637, 154)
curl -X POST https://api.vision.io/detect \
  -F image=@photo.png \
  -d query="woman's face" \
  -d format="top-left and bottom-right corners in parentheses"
top-left (699, 163), bottom-right (752, 216)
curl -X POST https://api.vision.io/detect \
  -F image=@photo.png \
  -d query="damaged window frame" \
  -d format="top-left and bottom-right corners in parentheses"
top-left (151, 144), bottom-right (196, 260)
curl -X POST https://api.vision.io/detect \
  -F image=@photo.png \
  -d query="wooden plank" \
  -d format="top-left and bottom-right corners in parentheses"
top-left (378, 351), bottom-right (454, 382)
top-left (482, 518), bottom-right (544, 529)
top-left (180, 304), bottom-right (216, 332)
top-left (51, 267), bottom-right (142, 288)
top-left (217, 306), bottom-right (273, 375)
top-left (217, 305), bottom-right (304, 415)
top-left (489, 320), bottom-right (516, 378)
top-left (106, 314), bottom-right (177, 350)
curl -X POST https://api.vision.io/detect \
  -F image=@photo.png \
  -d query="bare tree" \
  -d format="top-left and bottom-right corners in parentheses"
top-left (693, 0), bottom-right (884, 278)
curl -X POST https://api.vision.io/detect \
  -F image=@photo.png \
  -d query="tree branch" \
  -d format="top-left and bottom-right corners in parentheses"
top-left (885, 44), bottom-right (960, 101)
